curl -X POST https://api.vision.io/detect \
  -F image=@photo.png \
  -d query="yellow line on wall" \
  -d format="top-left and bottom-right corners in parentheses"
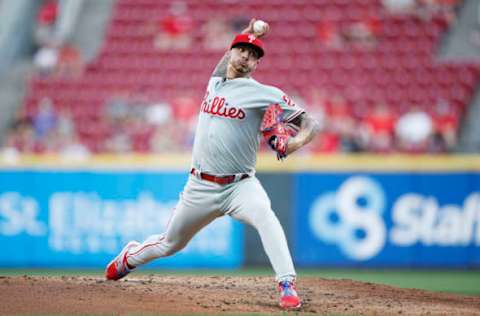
top-left (256, 154), bottom-right (480, 172)
top-left (1, 153), bottom-right (480, 172)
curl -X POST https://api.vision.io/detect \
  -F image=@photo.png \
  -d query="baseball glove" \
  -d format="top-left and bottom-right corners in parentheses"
top-left (260, 104), bottom-right (290, 160)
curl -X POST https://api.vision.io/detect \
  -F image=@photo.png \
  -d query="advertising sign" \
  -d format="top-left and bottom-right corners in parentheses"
top-left (294, 173), bottom-right (480, 267)
top-left (0, 170), bottom-right (243, 268)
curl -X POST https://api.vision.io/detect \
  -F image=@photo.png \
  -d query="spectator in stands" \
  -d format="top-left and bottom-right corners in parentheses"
top-left (127, 104), bottom-right (155, 153)
top-left (384, 0), bottom-right (458, 22)
top-left (104, 130), bottom-right (132, 153)
top-left (343, 18), bottom-right (382, 50)
top-left (153, 1), bottom-right (193, 51)
top-left (431, 98), bottom-right (458, 151)
top-left (317, 17), bottom-right (381, 51)
top-left (37, 102), bottom-right (77, 154)
top-left (382, 0), bottom-right (417, 15)
top-left (339, 121), bottom-right (363, 153)
top-left (150, 121), bottom-right (183, 153)
top-left (1, 135), bottom-right (20, 164)
top-left (316, 22), bottom-right (345, 49)
top-left (146, 101), bottom-right (173, 126)
top-left (33, 43), bottom-right (59, 76)
top-left (56, 42), bottom-right (84, 78)
top-left (417, 0), bottom-right (459, 23)
top-left (56, 108), bottom-right (75, 139)
top-left (309, 130), bottom-right (341, 153)
top-left (34, 0), bottom-right (59, 48)
top-left (33, 0), bottom-right (59, 76)
top-left (426, 131), bottom-right (448, 153)
top-left (395, 106), bottom-right (434, 152)
top-left (104, 93), bottom-right (133, 153)
top-left (361, 102), bottom-right (397, 153)
top-left (308, 93), bottom-right (361, 153)
top-left (2, 109), bottom-right (35, 154)
top-left (59, 134), bottom-right (91, 161)
top-left (298, 90), bottom-right (325, 154)
top-left (171, 93), bottom-right (198, 150)
top-left (33, 97), bottom-right (58, 141)
top-left (33, 0), bottom-right (86, 78)
top-left (104, 89), bottom-right (161, 153)
top-left (305, 89), bottom-right (328, 132)
top-left (105, 92), bottom-right (132, 123)
top-left (327, 95), bottom-right (361, 152)
top-left (34, 42), bottom-right (84, 78)
top-left (146, 100), bottom-right (178, 153)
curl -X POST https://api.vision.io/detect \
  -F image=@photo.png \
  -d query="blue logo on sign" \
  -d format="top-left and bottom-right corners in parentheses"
top-left (308, 176), bottom-right (386, 260)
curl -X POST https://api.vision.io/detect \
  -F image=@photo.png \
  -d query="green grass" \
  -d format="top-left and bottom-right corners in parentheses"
top-left (300, 268), bottom-right (480, 296)
top-left (2, 267), bottom-right (480, 296)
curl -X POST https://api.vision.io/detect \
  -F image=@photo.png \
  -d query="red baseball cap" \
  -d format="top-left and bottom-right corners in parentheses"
top-left (230, 34), bottom-right (265, 58)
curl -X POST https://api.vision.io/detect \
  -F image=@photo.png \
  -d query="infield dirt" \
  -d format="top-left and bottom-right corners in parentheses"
top-left (1, 275), bottom-right (479, 315)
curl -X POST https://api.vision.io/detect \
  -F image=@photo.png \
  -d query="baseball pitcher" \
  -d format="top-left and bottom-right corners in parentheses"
top-left (105, 18), bottom-right (320, 310)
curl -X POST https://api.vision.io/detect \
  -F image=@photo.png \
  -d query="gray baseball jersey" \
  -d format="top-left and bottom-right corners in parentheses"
top-left (191, 76), bottom-right (305, 176)
top-left (122, 76), bottom-right (300, 284)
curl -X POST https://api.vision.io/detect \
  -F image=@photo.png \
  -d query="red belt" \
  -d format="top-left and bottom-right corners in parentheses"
top-left (191, 168), bottom-right (249, 185)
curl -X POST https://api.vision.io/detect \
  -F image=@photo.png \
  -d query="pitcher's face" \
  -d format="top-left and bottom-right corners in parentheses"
top-left (229, 45), bottom-right (260, 77)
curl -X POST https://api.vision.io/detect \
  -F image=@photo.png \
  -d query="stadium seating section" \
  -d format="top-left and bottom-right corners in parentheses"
top-left (23, 0), bottom-right (479, 153)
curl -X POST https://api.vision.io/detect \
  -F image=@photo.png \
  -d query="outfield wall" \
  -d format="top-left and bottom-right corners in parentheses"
top-left (294, 172), bottom-right (480, 267)
top-left (0, 154), bottom-right (479, 268)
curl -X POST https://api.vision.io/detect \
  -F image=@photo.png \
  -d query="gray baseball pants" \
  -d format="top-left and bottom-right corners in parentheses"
top-left (125, 174), bottom-right (296, 282)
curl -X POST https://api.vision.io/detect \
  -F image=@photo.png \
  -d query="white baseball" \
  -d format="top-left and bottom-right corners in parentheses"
top-left (253, 20), bottom-right (267, 34)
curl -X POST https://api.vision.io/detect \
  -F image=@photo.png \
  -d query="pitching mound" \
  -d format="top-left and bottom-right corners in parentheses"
top-left (1, 275), bottom-right (479, 315)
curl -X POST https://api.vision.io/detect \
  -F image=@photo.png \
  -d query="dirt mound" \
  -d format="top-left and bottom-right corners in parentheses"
top-left (1, 275), bottom-right (479, 315)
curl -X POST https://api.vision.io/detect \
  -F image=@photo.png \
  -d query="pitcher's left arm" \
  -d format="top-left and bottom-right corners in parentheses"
top-left (260, 105), bottom-right (320, 159)
top-left (285, 112), bottom-right (320, 155)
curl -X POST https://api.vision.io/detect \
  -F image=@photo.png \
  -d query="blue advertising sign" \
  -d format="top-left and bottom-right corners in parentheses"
top-left (0, 170), bottom-right (243, 268)
top-left (294, 172), bottom-right (480, 267)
